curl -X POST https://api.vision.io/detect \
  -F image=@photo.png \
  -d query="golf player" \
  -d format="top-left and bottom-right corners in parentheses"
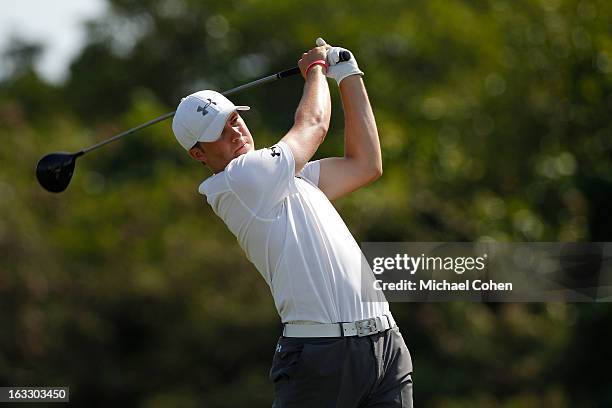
top-left (172, 39), bottom-right (413, 407)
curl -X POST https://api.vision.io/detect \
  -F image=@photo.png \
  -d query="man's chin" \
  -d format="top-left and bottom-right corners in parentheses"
top-left (233, 143), bottom-right (253, 157)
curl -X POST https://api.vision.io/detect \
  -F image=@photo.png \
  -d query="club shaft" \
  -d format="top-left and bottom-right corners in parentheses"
top-left (222, 73), bottom-right (277, 96)
top-left (79, 66), bottom-right (301, 156)
top-left (81, 111), bottom-right (176, 155)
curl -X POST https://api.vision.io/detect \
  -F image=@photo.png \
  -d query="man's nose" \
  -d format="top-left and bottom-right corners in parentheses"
top-left (231, 128), bottom-right (243, 142)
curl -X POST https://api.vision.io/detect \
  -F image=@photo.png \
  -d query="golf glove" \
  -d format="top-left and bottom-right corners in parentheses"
top-left (315, 37), bottom-right (364, 85)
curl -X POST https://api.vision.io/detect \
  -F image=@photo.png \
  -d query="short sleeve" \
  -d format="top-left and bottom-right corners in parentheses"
top-left (298, 160), bottom-right (321, 186)
top-left (225, 141), bottom-right (297, 215)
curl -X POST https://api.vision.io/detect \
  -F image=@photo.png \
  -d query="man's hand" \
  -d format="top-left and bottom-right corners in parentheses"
top-left (315, 38), bottom-right (364, 85)
top-left (298, 46), bottom-right (329, 79)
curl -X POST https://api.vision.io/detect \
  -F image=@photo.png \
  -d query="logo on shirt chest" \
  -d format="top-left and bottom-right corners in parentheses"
top-left (270, 146), bottom-right (281, 157)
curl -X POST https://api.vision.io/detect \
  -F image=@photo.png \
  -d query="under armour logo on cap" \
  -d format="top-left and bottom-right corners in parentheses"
top-left (196, 98), bottom-right (217, 116)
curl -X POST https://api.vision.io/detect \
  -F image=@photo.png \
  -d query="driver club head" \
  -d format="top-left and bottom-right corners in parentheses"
top-left (36, 152), bottom-right (80, 193)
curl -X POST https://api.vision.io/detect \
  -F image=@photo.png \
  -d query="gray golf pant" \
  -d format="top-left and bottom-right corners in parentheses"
top-left (270, 326), bottom-right (413, 407)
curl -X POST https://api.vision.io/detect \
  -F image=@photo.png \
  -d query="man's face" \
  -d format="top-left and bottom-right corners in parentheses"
top-left (189, 111), bottom-right (254, 173)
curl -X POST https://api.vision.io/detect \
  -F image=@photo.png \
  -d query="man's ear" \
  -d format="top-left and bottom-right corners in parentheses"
top-left (188, 144), bottom-right (207, 163)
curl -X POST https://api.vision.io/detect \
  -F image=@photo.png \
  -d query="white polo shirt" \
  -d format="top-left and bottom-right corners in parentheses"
top-left (199, 141), bottom-right (390, 324)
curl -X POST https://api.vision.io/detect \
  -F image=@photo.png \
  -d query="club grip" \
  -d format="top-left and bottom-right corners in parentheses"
top-left (277, 67), bottom-right (301, 79)
top-left (277, 51), bottom-right (352, 79)
top-left (339, 50), bottom-right (351, 62)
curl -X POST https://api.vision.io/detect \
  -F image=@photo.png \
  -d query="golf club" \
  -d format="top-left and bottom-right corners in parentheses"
top-left (36, 50), bottom-right (350, 193)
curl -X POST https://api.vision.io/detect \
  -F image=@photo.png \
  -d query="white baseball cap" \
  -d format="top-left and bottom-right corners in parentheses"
top-left (172, 90), bottom-right (250, 150)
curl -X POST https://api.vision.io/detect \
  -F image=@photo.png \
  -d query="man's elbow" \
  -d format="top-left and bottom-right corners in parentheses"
top-left (373, 162), bottom-right (383, 179)
top-left (362, 160), bottom-right (383, 184)
top-left (370, 162), bottom-right (383, 181)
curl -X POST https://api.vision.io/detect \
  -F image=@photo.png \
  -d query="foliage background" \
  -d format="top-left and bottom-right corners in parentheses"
top-left (1, 0), bottom-right (611, 406)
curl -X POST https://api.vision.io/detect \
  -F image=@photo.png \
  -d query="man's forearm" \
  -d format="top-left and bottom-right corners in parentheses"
top-left (339, 76), bottom-right (382, 174)
top-left (295, 66), bottom-right (331, 132)
top-left (281, 54), bottom-right (331, 173)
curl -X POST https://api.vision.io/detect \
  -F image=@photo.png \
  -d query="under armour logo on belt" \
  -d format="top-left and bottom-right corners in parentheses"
top-left (196, 98), bottom-right (217, 116)
top-left (270, 146), bottom-right (280, 157)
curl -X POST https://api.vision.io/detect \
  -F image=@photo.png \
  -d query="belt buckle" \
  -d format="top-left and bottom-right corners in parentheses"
top-left (355, 317), bottom-right (379, 337)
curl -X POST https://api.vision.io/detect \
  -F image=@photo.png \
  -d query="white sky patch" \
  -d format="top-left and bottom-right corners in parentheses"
top-left (0, 0), bottom-right (107, 83)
